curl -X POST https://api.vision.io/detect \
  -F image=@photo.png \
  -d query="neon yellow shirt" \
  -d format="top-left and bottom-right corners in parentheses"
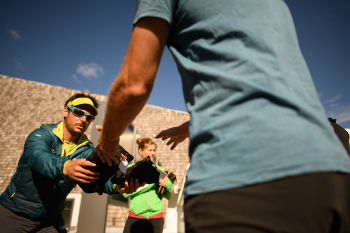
top-left (52, 122), bottom-right (89, 157)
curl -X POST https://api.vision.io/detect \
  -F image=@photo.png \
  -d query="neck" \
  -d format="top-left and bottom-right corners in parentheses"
top-left (63, 122), bottom-right (80, 143)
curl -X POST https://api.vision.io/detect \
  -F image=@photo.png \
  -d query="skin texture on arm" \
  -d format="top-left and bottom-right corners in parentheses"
top-left (158, 177), bottom-right (168, 187)
top-left (153, 121), bottom-right (190, 150)
top-left (98, 17), bottom-right (169, 166)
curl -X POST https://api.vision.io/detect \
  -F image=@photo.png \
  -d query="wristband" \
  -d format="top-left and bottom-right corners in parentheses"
top-left (63, 160), bottom-right (71, 177)
top-left (113, 184), bottom-right (122, 193)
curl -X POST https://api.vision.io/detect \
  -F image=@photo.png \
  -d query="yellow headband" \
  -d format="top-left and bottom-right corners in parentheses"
top-left (66, 97), bottom-right (98, 115)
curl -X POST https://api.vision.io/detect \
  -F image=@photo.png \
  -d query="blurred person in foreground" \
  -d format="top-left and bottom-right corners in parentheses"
top-left (98, 1), bottom-right (350, 232)
top-left (122, 137), bottom-right (173, 233)
top-left (0, 93), bottom-right (139, 233)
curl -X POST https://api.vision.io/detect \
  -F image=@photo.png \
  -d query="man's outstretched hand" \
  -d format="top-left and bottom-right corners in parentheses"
top-left (96, 125), bottom-right (126, 166)
top-left (118, 178), bottom-right (146, 194)
top-left (64, 159), bottom-right (100, 183)
top-left (153, 121), bottom-right (190, 150)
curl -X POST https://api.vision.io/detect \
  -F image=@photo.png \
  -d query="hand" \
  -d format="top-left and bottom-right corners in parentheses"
top-left (119, 178), bottom-right (146, 194)
top-left (96, 125), bottom-right (126, 166)
top-left (153, 121), bottom-right (189, 150)
top-left (159, 176), bottom-right (168, 187)
top-left (95, 125), bottom-right (103, 132)
top-left (64, 159), bottom-right (100, 183)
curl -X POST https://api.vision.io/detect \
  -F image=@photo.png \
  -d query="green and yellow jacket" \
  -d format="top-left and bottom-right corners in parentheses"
top-left (123, 164), bottom-right (173, 218)
top-left (0, 121), bottom-right (116, 219)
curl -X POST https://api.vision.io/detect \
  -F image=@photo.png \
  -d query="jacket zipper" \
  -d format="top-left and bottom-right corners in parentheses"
top-left (52, 130), bottom-right (65, 157)
top-left (52, 129), bottom-right (90, 157)
top-left (32, 126), bottom-right (91, 218)
top-left (52, 128), bottom-right (90, 190)
top-left (147, 192), bottom-right (149, 220)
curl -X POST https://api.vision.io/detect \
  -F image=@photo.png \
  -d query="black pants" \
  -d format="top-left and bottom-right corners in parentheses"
top-left (123, 216), bottom-right (164, 233)
top-left (184, 172), bottom-right (350, 233)
top-left (0, 204), bottom-right (67, 233)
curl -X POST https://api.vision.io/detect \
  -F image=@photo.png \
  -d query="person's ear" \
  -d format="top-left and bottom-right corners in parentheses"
top-left (62, 107), bottom-right (69, 118)
top-left (138, 148), bottom-right (143, 155)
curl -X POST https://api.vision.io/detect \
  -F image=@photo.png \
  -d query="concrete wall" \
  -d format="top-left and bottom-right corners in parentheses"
top-left (0, 75), bottom-right (190, 229)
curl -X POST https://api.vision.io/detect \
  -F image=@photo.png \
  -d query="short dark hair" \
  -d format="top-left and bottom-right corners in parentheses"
top-left (64, 93), bottom-right (100, 109)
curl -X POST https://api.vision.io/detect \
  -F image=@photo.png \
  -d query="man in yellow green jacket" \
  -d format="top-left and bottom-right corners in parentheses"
top-left (0, 93), bottom-right (126, 233)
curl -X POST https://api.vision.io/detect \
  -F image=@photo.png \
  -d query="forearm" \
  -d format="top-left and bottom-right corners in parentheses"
top-left (164, 190), bottom-right (171, 200)
top-left (28, 153), bottom-right (68, 181)
top-left (25, 131), bottom-right (68, 181)
top-left (163, 180), bottom-right (172, 200)
top-left (102, 71), bottom-right (152, 144)
top-left (164, 178), bottom-right (173, 190)
top-left (101, 18), bottom-right (167, 145)
top-left (178, 121), bottom-right (190, 138)
top-left (123, 183), bottom-right (154, 198)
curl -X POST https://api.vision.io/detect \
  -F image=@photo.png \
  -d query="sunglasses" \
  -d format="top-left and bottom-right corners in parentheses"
top-left (68, 105), bottom-right (95, 122)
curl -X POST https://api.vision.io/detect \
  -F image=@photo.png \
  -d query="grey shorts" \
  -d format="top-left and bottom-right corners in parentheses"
top-left (0, 204), bottom-right (67, 233)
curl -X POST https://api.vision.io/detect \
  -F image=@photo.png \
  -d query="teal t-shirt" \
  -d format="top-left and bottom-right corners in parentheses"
top-left (134, 0), bottom-right (350, 197)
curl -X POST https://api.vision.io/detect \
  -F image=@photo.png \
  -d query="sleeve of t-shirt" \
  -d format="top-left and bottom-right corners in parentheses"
top-left (133, 0), bottom-right (177, 26)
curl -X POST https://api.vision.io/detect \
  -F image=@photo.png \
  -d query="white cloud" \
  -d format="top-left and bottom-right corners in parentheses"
top-left (72, 74), bottom-right (82, 84)
top-left (13, 59), bottom-right (24, 70)
top-left (327, 104), bottom-right (350, 124)
top-left (76, 62), bottom-right (104, 78)
top-left (325, 94), bottom-right (341, 104)
top-left (9, 30), bottom-right (21, 40)
top-left (330, 103), bottom-right (340, 108)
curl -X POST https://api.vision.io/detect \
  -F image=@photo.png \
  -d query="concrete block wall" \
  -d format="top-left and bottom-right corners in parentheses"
top-left (132, 105), bottom-right (190, 189)
top-left (0, 75), bottom-right (107, 194)
top-left (105, 205), bottom-right (130, 228)
top-left (0, 75), bottom-right (190, 229)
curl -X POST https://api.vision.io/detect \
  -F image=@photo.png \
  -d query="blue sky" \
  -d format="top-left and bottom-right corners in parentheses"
top-left (1, 1), bottom-right (350, 128)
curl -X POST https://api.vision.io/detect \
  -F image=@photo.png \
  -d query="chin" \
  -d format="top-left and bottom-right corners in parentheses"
top-left (74, 128), bottom-right (85, 134)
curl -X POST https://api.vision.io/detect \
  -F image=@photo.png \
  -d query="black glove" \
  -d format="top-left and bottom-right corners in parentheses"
top-left (111, 156), bottom-right (159, 188)
top-left (78, 145), bottom-right (133, 195)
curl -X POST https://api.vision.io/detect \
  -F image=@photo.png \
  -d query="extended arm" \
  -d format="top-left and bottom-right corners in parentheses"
top-left (25, 129), bottom-right (99, 183)
top-left (104, 178), bottom-right (144, 195)
top-left (153, 121), bottom-right (189, 150)
top-left (162, 178), bottom-right (173, 200)
top-left (122, 183), bottom-right (155, 198)
top-left (98, 17), bottom-right (169, 166)
top-left (24, 129), bottom-right (70, 181)
top-left (64, 159), bottom-right (99, 183)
